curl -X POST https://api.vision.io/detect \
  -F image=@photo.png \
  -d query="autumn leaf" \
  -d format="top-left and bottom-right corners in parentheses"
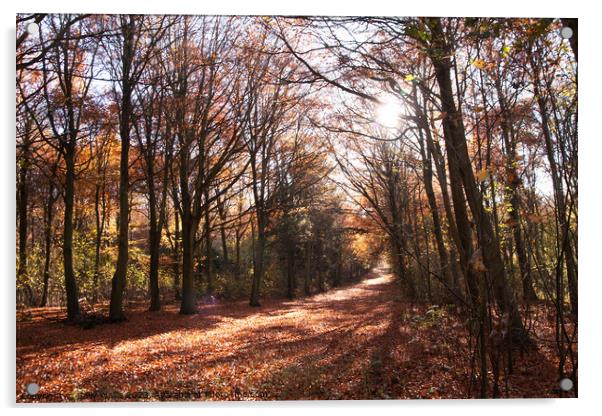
top-left (527, 214), bottom-right (544, 223)
top-left (506, 170), bottom-right (520, 185)
top-left (472, 58), bottom-right (486, 70)
top-left (475, 168), bottom-right (489, 182)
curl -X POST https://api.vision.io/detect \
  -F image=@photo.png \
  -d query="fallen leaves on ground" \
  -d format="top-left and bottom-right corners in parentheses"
top-left (16, 269), bottom-right (571, 402)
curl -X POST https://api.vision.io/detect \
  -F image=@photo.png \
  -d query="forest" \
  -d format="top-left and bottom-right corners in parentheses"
top-left (16, 15), bottom-right (577, 401)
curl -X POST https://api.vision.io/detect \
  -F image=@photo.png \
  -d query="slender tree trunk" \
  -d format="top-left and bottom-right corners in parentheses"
top-left (217, 196), bottom-right (229, 265)
top-left (249, 147), bottom-right (267, 307)
top-left (93, 184), bottom-right (101, 303)
top-left (304, 241), bottom-right (312, 295)
top-left (109, 18), bottom-right (135, 322)
top-left (93, 181), bottom-right (106, 303)
top-left (444, 117), bottom-right (480, 306)
top-left (286, 247), bottom-right (295, 299)
top-left (427, 18), bottom-right (525, 337)
top-left (384, 169), bottom-right (416, 298)
top-left (235, 227), bottom-right (241, 281)
top-left (422, 113), bottom-right (463, 288)
top-left (421, 207), bottom-right (433, 302)
top-left (17, 139), bottom-right (30, 304)
top-left (204, 193), bottom-right (214, 295)
top-left (409, 195), bottom-right (427, 295)
top-left (40, 182), bottom-right (56, 307)
top-left (529, 47), bottom-right (577, 316)
top-left (314, 237), bottom-right (324, 293)
top-left (148, 187), bottom-right (161, 311)
top-left (220, 225), bottom-right (228, 265)
top-left (333, 249), bottom-right (342, 287)
top-left (417, 124), bottom-right (454, 292)
top-left (173, 209), bottom-right (181, 301)
top-left (63, 149), bottom-right (80, 320)
top-left (494, 78), bottom-right (538, 302)
top-left (250, 214), bottom-right (265, 306)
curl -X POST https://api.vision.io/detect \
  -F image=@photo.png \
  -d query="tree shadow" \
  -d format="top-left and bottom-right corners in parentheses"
top-left (17, 269), bottom-right (564, 402)
top-left (17, 272), bottom-right (401, 401)
top-left (17, 272), bottom-right (391, 355)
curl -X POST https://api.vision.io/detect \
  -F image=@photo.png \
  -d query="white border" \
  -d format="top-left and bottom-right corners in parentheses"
top-left (3, 1), bottom-right (599, 415)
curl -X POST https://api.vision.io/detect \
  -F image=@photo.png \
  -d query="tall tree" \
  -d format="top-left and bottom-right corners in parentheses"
top-left (164, 17), bottom-right (248, 314)
top-left (104, 15), bottom-right (169, 321)
top-left (36, 14), bottom-right (98, 321)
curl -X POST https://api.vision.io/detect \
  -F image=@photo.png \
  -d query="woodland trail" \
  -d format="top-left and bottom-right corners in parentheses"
top-left (17, 267), bottom-right (559, 401)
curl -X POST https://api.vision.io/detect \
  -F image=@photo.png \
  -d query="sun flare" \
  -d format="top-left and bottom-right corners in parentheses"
top-left (376, 95), bottom-right (405, 129)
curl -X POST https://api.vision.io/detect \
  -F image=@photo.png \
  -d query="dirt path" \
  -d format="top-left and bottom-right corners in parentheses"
top-left (16, 267), bottom-right (558, 401)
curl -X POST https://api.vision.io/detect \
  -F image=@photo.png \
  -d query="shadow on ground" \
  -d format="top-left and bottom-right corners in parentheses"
top-left (16, 267), bottom-right (563, 401)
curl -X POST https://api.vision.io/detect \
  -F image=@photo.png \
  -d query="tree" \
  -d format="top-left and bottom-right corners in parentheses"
top-left (163, 17), bottom-right (249, 314)
top-left (35, 14), bottom-right (98, 321)
top-left (104, 15), bottom-right (170, 321)
top-left (240, 33), bottom-right (306, 306)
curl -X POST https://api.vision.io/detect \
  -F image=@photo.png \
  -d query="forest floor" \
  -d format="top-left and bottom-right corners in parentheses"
top-left (16, 267), bottom-right (569, 402)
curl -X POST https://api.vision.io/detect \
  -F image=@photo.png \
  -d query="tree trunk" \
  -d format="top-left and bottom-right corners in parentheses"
top-left (494, 78), bottom-right (538, 302)
top-left (17, 138), bottom-right (30, 305)
top-left (220, 225), bottom-right (228, 265)
top-left (416, 123), bottom-right (454, 292)
top-left (303, 241), bottom-right (312, 295)
top-left (286, 248), bottom-right (295, 299)
top-left (427, 18), bottom-right (525, 337)
top-left (93, 180), bottom-right (106, 304)
top-left (420, 111), bottom-right (464, 289)
top-left (148, 190), bottom-right (161, 311)
top-left (333, 249), bottom-right (342, 287)
top-left (178, 126), bottom-right (198, 314)
top-left (384, 165), bottom-right (416, 298)
top-left (234, 227), bottom-right (241, 281)
top-left (40, 182), bottom-right (56, 307)
top-left (109, 128), bottom-right (130, 321)
top-left (315, 237), bottom-right (326, 293)
top-left (217, 196), bottom-right (229, 265)
top-left (249, 215), bottom-right (265, 306)
top-left (528, 47), bottom-right (577, 316)
top-left (180, 212), bottom-right (197, 314)
top-left (304, 241), bottom-right (312, 295)
top-left (63, 149), bottom-right (81, 320)
top-left (204, 194), bottom-right (214, 295)
top-left (109, 18), bottom-right (135, 322)
top-left (173, 208), bottom-right (181, 300)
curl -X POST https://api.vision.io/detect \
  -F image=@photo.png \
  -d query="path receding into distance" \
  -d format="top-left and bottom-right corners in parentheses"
top-left (17, 267), bottom-right (558, 401)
